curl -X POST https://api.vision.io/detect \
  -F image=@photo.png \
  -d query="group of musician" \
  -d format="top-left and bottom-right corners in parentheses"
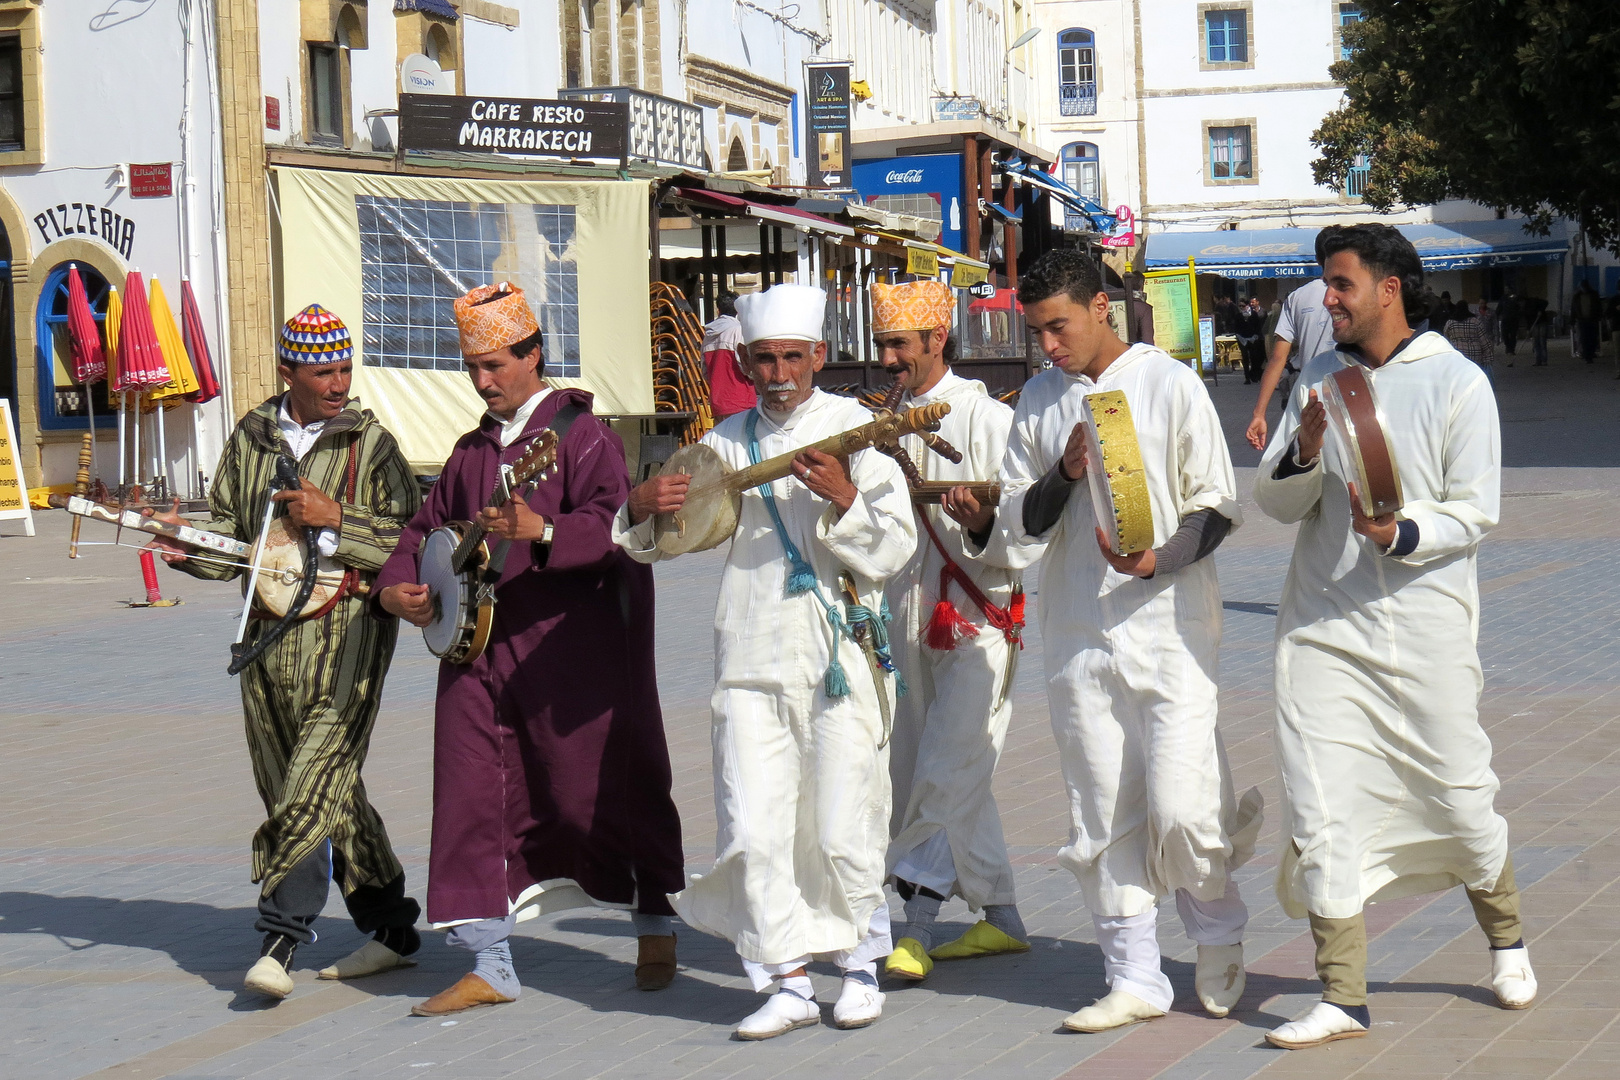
top-left (150, 221), bottom-right (1533, 1051)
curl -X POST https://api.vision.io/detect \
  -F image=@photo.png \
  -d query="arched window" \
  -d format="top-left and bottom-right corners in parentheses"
top-left (1057, 29), bottom-right (1097, 116)
top-left (1060, 143), bottom-right (1102, 231)
top-left (36, 262), bottom-right (113, 431)
top-left (727, 136), bottom-right (749, 172)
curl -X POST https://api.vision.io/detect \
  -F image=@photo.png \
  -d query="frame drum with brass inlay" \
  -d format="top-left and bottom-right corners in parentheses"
top-left (1082, 390), bottom-right (1155, 555)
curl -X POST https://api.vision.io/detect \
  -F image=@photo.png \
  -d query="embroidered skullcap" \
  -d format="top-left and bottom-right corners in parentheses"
top-left (871, 280), bottom-right (955, 334)
top-left (454, 282), bottom-right (541, 357)
top-left (277, 304), bottom-right (354, 365)
top-left (735, 283), bottom-right (826, 345)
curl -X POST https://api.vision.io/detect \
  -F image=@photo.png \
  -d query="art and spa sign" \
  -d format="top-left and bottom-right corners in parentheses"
top-left (399, 94), bottom-right (629, 163)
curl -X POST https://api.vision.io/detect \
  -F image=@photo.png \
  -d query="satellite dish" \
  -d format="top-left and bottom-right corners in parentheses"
top-left (400, 54), bottom-right (450, 95)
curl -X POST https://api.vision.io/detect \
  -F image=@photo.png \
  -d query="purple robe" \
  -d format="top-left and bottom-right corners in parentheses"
top-left (375, 389), bottom-right (684, 923)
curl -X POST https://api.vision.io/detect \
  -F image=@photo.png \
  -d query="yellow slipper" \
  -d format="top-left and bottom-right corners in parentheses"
top-left (884, 936), bottom-right (934, 981)
top-left (928, 920), bottom-right (1030, 961)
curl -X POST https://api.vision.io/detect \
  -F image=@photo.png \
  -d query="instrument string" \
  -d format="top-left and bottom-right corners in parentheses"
top-left (76, 540), bottom-right (248, 572)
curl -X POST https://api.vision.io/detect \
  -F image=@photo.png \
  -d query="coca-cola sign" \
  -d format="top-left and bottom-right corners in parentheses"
top-left (885, 169), bottom-right (925, 185)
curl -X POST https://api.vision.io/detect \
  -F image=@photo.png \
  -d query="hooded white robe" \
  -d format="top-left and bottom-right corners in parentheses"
top-left (1253, 330), bottom-right (1509, 920)
top-left (969, 344), bottom-right (1261, 918)
top-left (614, 389), bottom-right (917, 978)
top-left (884, 371), bottom-right (1020, 910)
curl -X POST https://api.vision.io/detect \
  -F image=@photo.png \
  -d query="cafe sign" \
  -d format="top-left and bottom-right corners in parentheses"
top-left (399, 93), bottom-right (629, 164)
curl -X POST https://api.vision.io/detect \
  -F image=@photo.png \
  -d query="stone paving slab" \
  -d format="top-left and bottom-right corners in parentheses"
top-left (3, 344), bottom-right (1619, 1078)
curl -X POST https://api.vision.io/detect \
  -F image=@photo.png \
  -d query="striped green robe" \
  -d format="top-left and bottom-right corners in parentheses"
top-left (175, 395), bottom-right (422, 895)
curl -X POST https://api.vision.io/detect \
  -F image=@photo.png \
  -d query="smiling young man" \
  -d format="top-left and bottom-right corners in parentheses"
top-left (967, 250), bottom-right (1260, 1032)
top-left (615, 283), bottom-right (916, 1039)
top-left (863, 280), bottom-right (1030, 984)
top-left (150, 305), bottom-right (425, 1001)
top-left (1255, 224), bottom-right (1533, 1050)
top-left (373, 283), bottom-right (685, 1017)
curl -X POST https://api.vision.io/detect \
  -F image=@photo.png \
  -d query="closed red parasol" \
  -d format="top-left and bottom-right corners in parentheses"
top-left (65, 266), bottom-right (107, 385)
top-left (112, 270), bottom-right (171, 392)
top-left (180, 279), bottom-right (220, 404)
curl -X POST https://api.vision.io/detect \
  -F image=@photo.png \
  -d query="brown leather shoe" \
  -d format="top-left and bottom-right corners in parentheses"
top-left (635, 933), bottom-right (677, 991)
top-left (410, 973), bottom-right (515, 1016)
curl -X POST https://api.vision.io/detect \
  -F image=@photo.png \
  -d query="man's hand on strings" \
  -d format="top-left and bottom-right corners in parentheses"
top-left (793, 448), bottom-right (857, 515)
top-left (272, 483), bottom-right (342, 529)
top-left (1060, 423), bottom-right (1090, 482)
top-left (378, 583), bottom-right (434, 627)
top-left (942, 485), bottom-right (994, 534)
top-left (627, 472), bottom-right (690, 526)
top-left (479, 498), bottom-right (547, 542)
top-left (142, 498), bottom-right (189, 564)
top-left (1095, 526), bottom-right (1157, 578)
top-left (1347, 481), bottom-right (1399, 549)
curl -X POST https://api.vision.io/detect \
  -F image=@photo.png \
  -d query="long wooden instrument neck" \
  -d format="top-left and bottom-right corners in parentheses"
top-left (721, 402), bottom-right (951, 493)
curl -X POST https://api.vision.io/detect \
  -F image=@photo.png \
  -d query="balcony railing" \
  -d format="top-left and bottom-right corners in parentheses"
top-left (1059, 82), bottom-right (1097, 116)
top-left (1345, 163), bottom-right (1370, 198)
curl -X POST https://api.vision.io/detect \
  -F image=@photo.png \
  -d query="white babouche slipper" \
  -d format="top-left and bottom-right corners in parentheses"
top-left (735, 991), bottom-right (821, 1040)
top-left (832, 977), bottom-right (885, 1029)
top-left (243, 955), bottom-right (295, 1000)
top-left (1491, 946), bottom-right (1537, 1009)
top-left (1266, 1001), bottom-right (1368, 1049)
top-left (318, 939), bottom-right (418, 980)
top-left (1061, 989), bottom-right (1166, 1033)
top-left (1195, 943), bottom-right (1246, 1018)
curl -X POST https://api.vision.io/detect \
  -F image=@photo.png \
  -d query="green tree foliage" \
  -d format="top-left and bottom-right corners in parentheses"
top-left (1313, 0), bottom-right (1620, 250)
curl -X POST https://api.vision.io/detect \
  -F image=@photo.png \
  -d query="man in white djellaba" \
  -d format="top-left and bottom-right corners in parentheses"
top-left (864, 280), bottom-right (1030, 984)
top-left (968, 250), bottom-right (1262, 1033)
top-left (614, 283), bottom-right (916, 1040)
top-left (1255, 224), bottom-right (1534, 1051)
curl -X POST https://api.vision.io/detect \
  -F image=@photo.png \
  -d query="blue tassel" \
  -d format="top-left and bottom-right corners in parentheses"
top-left (825, 654), bottom-right (851, 698)
top-left (894, 670), bottom-right (908, 698)
top-left (785, 559), bottom-right (818, 596)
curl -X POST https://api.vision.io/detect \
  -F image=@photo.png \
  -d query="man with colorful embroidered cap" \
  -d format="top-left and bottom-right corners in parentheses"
top-left (867, 280), bottom-right (1028, 984)
top-left (967, 251), bottom-right (1262, 1032)
top-left (615, 283), bottom-right (916, 1039)
top-left (375, 283), bottom-right (685, 1017)
top-left (149, 304), bottom-right (425, 1002)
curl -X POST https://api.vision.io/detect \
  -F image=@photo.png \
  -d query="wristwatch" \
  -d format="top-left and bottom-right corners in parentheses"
top-left (540, 520), bottom-right (555, 546)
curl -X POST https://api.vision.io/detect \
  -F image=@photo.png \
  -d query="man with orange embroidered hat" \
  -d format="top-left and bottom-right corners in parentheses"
top-left (375, 282), bottom-right (685, 1017)
top-left (871, 279), bottom-right (1029, 982)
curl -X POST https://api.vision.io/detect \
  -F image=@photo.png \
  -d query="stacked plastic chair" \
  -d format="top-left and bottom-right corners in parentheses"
top-left (649, 282), bottom-right (715, 447)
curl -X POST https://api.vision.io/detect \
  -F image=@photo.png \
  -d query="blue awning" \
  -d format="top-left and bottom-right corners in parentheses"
top-left (1144, 219), bottom-right (1572, 278)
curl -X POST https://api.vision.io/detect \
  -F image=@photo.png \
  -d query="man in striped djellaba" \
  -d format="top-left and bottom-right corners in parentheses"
top-left (151, 304), bottom-right (424, 1001)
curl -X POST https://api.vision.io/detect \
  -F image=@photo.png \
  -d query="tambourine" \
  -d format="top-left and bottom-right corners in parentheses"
top-left (1082, 390), bottom-right (1155, 555)
top-left (1322, 365), bottom-right (1403, 518)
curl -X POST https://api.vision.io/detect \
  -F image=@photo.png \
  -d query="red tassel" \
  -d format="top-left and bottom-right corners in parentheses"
top-left (1008, 588), bottom-right (1026, 628)
top-left (926, 598), bottom-right (980, 650)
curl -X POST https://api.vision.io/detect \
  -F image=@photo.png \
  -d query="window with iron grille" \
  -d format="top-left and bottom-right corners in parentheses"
top-left (1204, 10), bottom-right (1248, 64)
top-left (1057, 28), bottom-right (1097, 117)
top-left (1337, 3), bottom-right (1364, 60)
top-left (0, 35), bottom-right (22, 151)
top-left (1208, 125), bottom-right (1253, 180)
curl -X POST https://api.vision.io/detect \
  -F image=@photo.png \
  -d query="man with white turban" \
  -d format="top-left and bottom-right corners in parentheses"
top-left (970, 251), bottom-right (1261, 1032)
top-left (615, 283), bottom-right (916, 1039)
top-left (866, 280), bottom-right (1029, 983)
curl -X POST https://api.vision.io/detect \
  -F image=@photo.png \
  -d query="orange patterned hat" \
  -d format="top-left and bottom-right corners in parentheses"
top-left (453, 282), bottom-right (541, 357)
top-left (871, 280), bottom-right (955, 334)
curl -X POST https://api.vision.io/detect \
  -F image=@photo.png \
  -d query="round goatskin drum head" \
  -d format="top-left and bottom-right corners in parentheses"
top-left (251, 517), bottom-right (347, 616)
top-left (419, 525), bottom-right (467, 658)
top-left (653, 443), bottom-right (740, 555)
top-left (1322, 365), bottom-right (1404, 519)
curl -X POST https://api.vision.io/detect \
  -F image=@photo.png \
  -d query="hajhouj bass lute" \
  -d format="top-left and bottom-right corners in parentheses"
top-left (652, 401), bottom-right (953, 555)
top-left (419, 430), bottom-right (560, 664)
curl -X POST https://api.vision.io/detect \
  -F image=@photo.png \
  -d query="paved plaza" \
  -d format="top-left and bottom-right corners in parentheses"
top-left (3, 342), bottom-right (1620, 1079)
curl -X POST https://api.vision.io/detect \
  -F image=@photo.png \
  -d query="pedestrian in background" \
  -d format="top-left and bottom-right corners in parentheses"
top-left (1236, 296), bottom-right (1266, 384)
top-left (1247, 231), bottom-right (1340, 449)
top-left (701, 291), bottom-right (754, 420)
top-left (1497, 290), bottom-right (1520, 363)
top-left (1446, 299), bottom-right (1497, 389)
top-left (1572, 280), bottom-right (1601, 363)
top-left (1523, 295), bottom-right (1550, 366)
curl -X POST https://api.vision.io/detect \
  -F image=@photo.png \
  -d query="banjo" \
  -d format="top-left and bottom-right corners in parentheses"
top-left (1322, 364), bottom-right (1403, 519)
top-left (419, 430), bottom-right (560, 664)
top-left (652, 402), bottom-right (952, 555)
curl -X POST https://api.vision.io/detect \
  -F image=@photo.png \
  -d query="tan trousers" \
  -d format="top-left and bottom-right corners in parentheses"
top-left (1309, 855), bottom-right (1523, 1007)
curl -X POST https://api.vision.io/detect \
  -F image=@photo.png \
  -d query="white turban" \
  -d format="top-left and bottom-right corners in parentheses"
top-left (735, 284), bottom-right (826, 345)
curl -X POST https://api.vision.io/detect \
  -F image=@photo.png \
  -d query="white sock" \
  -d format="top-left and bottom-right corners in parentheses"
top-left (777, 974), bottom-right (814, 1000)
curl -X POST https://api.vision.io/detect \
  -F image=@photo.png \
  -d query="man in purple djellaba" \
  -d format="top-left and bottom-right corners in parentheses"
top-left (374, 282), bottom-right (684, 1017)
